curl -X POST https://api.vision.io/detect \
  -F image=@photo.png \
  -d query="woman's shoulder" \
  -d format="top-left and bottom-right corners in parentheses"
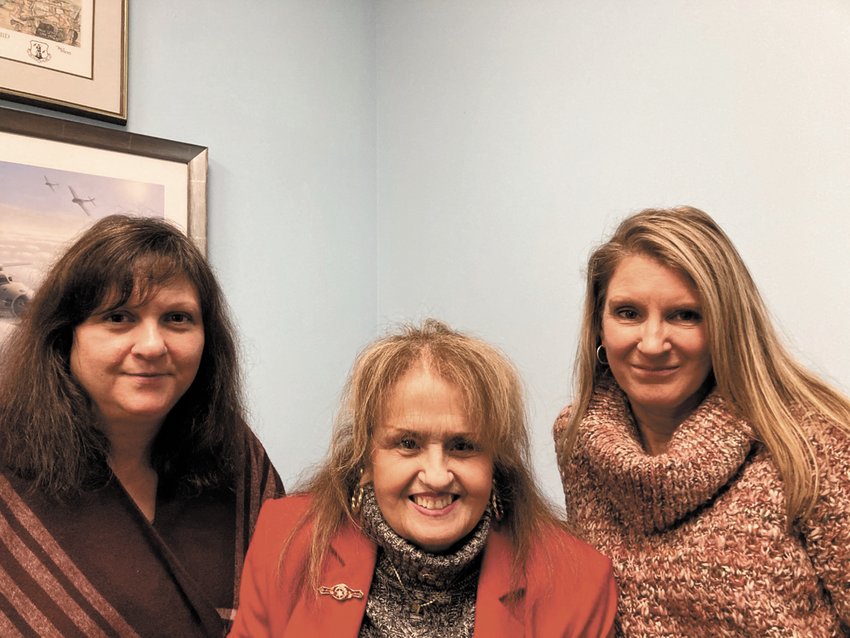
top-left (797, 409), bottom-right (850, 462)
top-left (522, 523), bottom-right (617, 628)
top-left (256, 493), bottom-right (313, 526)
top-left (519, 522), bottom-right (614, 593)
top-left (242, 430), bottom-right (285, 492)
top-left (552, 403), bottom-right (575, 436)
top-left (543, 523), bottom-right (610, 566)
top-left (247, 494), bottom-right (313, 552)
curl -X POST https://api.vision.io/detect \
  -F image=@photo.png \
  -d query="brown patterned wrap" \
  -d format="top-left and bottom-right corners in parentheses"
top-left (0, 433), bottom-right (282, 637)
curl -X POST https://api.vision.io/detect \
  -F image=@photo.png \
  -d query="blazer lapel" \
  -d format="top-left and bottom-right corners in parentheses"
top-left (286, 522), bottom-right (376, 638)
top-left (285, 523), bottom-right (525, 637)
top-left (472, 529), bottom-right (526, 637)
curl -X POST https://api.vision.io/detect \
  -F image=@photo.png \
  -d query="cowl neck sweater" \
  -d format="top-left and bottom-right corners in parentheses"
top-left (556, 378), bottom-right (850, 636)
top-left (357, 484), bottom-right (489, 638)
top-left (578, 379), bottom-right (754, 534)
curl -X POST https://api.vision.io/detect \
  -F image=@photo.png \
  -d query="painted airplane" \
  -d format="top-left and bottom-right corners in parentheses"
top-left (44, 175), bottom-right (59, 191)
top-left (0, 265), bottom-right (34, 318)
top-left (68, 185), bottom-right (95, 216)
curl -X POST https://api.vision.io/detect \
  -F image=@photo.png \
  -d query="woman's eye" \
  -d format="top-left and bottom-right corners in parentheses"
top-left (103, 311), bottom-right (131, 323)
top-left (615, 308), bottom-right (638, 320)
top-left (450, 438), bottom-right (479, 453)
top-left (673, 309), bottom-right (702, 323)
top-left (166, 312), bottom-right (193, 324)
top-left (398, 438), bottom-right (418, 450)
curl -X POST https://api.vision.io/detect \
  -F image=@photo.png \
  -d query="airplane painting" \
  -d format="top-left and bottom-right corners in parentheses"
top-left (68, 185), bottom-right (95, 216)
top-left (0, 158), bottom-right (166, 341)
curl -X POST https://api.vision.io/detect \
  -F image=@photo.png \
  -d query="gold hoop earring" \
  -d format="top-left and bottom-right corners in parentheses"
top-left (596, 345), bottom-right (609, 366)
top-left (350, 467), bottom-right (365, 514)
top-left (490, 480), bottom-right (504, 522)
top-left (350, 484), bottom-right (364, 514)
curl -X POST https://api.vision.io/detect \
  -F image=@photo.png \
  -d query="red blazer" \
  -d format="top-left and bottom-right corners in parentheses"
top-left (230, 495), bottom-right (616, 637)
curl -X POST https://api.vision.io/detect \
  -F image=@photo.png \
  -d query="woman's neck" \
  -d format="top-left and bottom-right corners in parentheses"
top-left (105, 421), bottom-right (161, 522)
top-left (629, 380), bottom-right (714, 455)
top-left (634, 418), bottom-right (676, 455)
top-left (630, 404), bottom-right (693, 455)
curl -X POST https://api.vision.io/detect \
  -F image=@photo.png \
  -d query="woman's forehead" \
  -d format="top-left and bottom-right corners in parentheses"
top-left (375, 419), bottom-right (481, 438)
top-left (93, 273), bottom-right (198, 310)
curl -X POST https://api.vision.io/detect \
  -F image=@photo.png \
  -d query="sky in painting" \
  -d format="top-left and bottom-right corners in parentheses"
top-left (0, 159), bottom-right (165, 335)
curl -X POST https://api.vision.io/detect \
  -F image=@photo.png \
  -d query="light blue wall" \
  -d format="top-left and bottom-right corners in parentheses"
top-left (376, 0), bottom-right (850, 501)
top-left (129, 1), bottom-right (378, 490)
top-left (1, 1), bottom-right (378, 492)
top-left (4, 1), bottom-right (848, 504)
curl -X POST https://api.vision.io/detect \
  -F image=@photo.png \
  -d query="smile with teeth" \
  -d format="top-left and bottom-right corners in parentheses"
top-left (411, 494), bottom-right (457, 510)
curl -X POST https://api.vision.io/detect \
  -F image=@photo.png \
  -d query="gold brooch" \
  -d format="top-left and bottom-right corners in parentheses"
top-left (318, 583), bottom-right (365, 602)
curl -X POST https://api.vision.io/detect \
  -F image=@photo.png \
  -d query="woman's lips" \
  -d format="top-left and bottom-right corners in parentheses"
top-left (631, 365), bottom-right (679, 377)
top-left (124, 372), bottom-right (170, 384)
top-left (410, 494), bottom-right (459, 515)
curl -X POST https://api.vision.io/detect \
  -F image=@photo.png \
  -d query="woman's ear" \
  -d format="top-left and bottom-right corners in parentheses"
top-left (360, 466), bottom-right (372, 484)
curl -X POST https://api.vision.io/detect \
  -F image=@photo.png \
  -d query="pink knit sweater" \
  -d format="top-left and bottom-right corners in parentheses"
top-left (554, 380), bottom-right (850, 637)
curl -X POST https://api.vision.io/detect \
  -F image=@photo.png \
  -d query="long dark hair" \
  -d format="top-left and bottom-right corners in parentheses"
top-left (0, 215), bottom-right (250, 497)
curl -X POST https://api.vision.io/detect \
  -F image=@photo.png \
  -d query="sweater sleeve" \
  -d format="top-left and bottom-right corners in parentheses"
top-left (552, 404), bottom-right (574, 508)
top-left (799, 417), bottom-right (850, 627)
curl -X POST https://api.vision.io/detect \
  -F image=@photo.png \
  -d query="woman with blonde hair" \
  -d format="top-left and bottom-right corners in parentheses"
top-left (554, 205), bottom-right (850, 635)
top-left (232, 319), bottom-right (616, 637)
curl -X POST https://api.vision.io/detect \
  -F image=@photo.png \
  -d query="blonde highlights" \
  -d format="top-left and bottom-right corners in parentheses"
top-left (285, 319), bottom-right (565, 594)
top-left (562, 206), bottom-right (850, 524)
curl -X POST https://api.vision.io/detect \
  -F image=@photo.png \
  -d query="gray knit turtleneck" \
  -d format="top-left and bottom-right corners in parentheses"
top-left (357, 484), bottom-right (490, 638)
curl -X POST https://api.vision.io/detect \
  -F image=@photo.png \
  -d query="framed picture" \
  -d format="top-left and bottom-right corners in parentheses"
top-left (0, 0), bottom-right (128, 124)
top-left (0, 105), bottom-right (206, 337)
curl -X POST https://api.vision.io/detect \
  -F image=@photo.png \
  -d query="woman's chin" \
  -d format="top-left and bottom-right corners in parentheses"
top-left (402, 519), bottom-right (478, 554)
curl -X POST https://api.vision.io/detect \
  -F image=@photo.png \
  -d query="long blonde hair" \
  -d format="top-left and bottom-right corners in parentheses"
top-left (559, 206), bottom-right (850, 524)
top-left (285, 319), bottom-right (565, 595)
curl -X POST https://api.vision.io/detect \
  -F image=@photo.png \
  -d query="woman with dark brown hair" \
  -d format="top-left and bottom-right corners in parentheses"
top-left (0, 215), bottom-right (283, 637)
top-left (230, 319), bottom-right (616, 637)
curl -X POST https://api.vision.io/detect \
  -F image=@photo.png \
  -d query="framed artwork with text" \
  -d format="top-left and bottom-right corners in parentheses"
top-left (0, 0), bottom-right (128, 124)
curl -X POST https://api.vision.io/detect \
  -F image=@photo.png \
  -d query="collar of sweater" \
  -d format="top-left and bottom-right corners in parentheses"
top-left (358, 483), bottom-right (490, 589)
top-left (579, 379), bottom-right (754, 534)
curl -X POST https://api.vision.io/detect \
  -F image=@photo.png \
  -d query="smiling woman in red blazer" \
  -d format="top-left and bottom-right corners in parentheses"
top-left (230, 320), bottom-right (616, 638)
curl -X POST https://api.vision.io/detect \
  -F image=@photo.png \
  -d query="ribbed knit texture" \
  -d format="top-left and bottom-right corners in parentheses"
top-left (554, 379), bottom-right (850, 637)
top-left (357, 484), bottom-right (488, 638)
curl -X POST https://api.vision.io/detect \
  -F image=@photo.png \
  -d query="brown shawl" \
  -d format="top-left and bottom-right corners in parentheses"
top-left (0, 434), bottom-right (282, 638)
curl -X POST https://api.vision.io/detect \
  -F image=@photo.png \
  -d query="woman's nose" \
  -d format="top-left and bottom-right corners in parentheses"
top-left (418, 447), bottom-right (453, 489)
top-left (131, 322), bottom-right (168, 358)
top-left (636, 318), bottom-right (670, 355)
